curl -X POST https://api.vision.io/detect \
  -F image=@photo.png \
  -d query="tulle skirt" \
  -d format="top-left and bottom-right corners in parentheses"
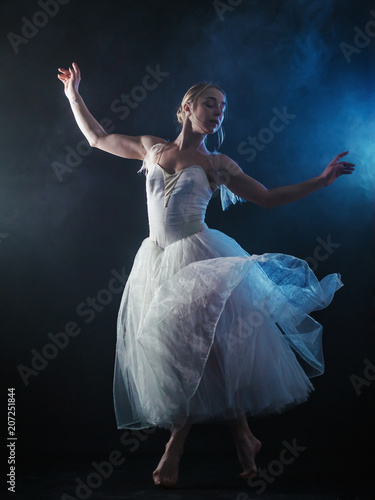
top-left (113, 227), bottom-right (343, 430)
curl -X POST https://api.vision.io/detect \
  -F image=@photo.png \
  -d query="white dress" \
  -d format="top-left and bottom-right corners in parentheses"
top-left (113, 143), bottom-right (343, 430)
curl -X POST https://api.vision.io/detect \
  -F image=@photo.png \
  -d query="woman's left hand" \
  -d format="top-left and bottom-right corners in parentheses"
top-left (319, 151), bottom-right (355, 186)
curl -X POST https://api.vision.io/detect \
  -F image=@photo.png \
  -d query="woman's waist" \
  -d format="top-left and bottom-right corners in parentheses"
top-left (148, 219), bottom-right (208, 248)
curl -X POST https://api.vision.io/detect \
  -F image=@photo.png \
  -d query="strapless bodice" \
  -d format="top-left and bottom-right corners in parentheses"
top-left (146, 163), bottom-right (213, 248)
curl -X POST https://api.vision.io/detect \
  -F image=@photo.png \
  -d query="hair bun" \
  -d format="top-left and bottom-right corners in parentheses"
top-left (176, 105), bottom-right (183, 124)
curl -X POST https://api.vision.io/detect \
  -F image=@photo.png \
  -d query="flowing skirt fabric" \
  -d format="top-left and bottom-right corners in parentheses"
top-left (113, 227), bottom-right (343, 430)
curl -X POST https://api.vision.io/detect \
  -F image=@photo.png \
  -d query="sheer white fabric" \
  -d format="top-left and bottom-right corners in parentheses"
top-left (114, 144), bottom-right (343, 430)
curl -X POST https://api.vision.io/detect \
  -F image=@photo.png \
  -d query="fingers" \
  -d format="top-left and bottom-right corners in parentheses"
top-left (57, 73), bottom-right (69, 82)
top-left (57, 63), bottom-right (80, 77)
top-left (341, 166), bottom-right (355, 172)
top-left (57, 67), bottom-right (71, 83)
top-left (330, 151), bottom-right (354, 167)
top-left (326, 151), bottom-right (356, 180)
top-left (71, 62), bottom-right (80, 78)
top-left (338, 162), bottom-right (355, 176)
top-left (330, 151), bottom-right (349, 165)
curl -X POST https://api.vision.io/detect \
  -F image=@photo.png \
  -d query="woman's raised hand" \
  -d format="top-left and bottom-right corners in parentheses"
top-left (319, 151), bottom-right (355, 186)
top-left (57, 62), bottom-right (81, 101)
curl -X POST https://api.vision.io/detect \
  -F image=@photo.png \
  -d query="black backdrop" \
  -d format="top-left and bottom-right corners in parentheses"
top-left (1, 0), bottom-right (374, 486)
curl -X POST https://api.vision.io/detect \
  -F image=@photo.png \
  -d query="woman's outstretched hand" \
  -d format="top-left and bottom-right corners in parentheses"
top-left (57, 62), bottom-right (81, 100)
top-left (319, 151), bottom-right (355, 186)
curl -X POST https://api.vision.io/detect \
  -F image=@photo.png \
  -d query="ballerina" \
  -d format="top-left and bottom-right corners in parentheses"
top-left (58, 62), bottom-right (355, 488)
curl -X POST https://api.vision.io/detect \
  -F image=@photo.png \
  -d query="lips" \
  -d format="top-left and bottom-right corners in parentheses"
top-left (209, 120), bottom-right (219, 125)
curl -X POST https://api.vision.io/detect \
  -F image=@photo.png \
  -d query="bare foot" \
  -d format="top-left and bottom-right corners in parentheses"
top-left (235, 432), bottom-right (262, 480)
top-left (152, 444), bottom-right (182, 488)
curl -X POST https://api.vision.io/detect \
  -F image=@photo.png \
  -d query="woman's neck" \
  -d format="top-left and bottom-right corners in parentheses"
top-left (173, 128), bottom-right (209, 154)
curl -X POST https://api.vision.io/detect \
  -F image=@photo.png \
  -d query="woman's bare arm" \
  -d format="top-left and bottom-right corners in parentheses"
top-left (218, 152), bottom-right (355, 208)
top-left (57, 62), bottom-right (164, 160)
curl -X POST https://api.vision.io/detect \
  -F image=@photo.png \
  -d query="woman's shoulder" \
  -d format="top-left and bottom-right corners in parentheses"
top-left (137, 137), bottom-right (168, 175)
top-left (141, 136), bottom-right (168, 158)
top-left (207, 152), bottom-right (247, 211)
top-left (208, 152), bottom-right (243, 175)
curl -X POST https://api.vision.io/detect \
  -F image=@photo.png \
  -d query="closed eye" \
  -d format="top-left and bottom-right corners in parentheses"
top-left (204, 98), bottom-right (226, 111)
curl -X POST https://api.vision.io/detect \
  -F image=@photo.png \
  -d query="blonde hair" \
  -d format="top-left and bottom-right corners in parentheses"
top-left (176, 82), bottom-right (227, 149)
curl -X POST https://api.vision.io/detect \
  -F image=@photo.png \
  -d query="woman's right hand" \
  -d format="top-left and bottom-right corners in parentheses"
top-left (57, 62), bottom-right (81, 101)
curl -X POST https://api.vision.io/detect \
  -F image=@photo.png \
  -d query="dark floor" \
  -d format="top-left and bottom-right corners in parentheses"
top-left (10, 447), bottom-right (374, 500)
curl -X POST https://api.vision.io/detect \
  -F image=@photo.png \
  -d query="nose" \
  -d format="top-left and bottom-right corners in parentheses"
top-left (214, 109), bottom-right (223, 120)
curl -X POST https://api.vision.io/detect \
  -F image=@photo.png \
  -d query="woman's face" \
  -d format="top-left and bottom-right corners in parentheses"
top-left (186, 87), bottom-right (226, 135)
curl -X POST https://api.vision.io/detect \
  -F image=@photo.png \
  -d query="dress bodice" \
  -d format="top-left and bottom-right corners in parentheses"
top-left (146, 163), bottom-right (212, 248)
top-left (138, 142), bottom-right (246, 248)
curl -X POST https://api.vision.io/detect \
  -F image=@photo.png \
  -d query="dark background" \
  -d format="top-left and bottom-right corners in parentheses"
top-left (1, 0), bottom-right (374, 497)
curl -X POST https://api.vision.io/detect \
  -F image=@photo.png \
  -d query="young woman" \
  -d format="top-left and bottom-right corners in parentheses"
top-left (58, 62), bottom-right (354, 488)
